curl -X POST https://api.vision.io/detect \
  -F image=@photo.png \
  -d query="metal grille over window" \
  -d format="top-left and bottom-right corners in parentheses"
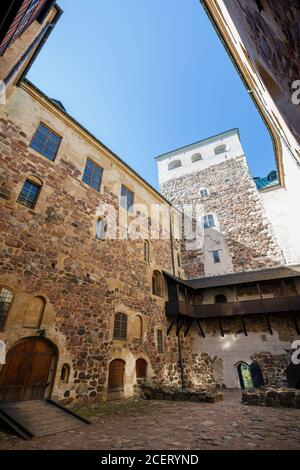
top-left (157, 329), bottom-right (163, 353)
top-left (30, 123), bottom-right (61, 161)
top-left (0, 288), bottom-right (13, 330)
top-left (82, 159), bottom-right (103, 192)
top-left (17, 179), bottom-right (41, 209)
top-left (113, 313), bottom-right (127, 340)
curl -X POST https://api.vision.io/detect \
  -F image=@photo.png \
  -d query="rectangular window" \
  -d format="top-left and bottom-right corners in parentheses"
top-left (17, 179), bottom-right (41, 209)
top-left (212, 250), bottom-right (221, 264)
top-left (30, 123), bottom-right (61, 161)
top-left (82, 159), bottom-right (103, 192)
top-left (204, 214), bottom-right (215, 229)
top-left (200, 188), bottom-right (209, 198)
top-left (120, 185), bottom-right (134, 212)
top-left (157, 329), bottom-right (164, 353)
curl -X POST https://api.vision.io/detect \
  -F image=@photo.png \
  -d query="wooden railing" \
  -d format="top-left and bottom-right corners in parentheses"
top-left (165, 296), bottom-right (300, 319)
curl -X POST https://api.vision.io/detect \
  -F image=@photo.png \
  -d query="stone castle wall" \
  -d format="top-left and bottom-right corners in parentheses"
top-left (0, 85), bottom-right (184, 404)
top-left (161, 155), bottom-right (284, 278)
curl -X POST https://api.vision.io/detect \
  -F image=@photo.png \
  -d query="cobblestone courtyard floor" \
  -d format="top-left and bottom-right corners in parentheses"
top-left (0, 391), bottom-right (299, 450)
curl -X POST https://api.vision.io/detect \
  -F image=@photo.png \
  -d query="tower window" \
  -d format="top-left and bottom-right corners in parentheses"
top-left (152, 271), bottom-right (163, 297)
top-left (199, 187), bottom-right (209, 198)
top-left (168, 160), bottom-right (182, 170)
top-left (82, 159), bottom-right (103, 192)
top-left (203, 214), bottom-right (215, 229)
top-left (144, 240), bottom-right (150, 262)
top-left (191, 153), bottom-right (202, 163)
top-left (212, 250), bottom-right (221, 264)
top-left (17, 179), bottom-right (41, 209)
top-left (214, 144), bottom-right (228, 155)
top-left (30, 123), bottom-right (61, 161)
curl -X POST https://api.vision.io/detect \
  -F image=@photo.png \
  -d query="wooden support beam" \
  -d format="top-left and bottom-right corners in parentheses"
top-left (167, 316), bottom-right (177, 336)
top-left (176, 317), bottom-right (185, 337)
top-left (240, 316), bottom-right (248, 336)
top-left (265, 313), bottom-right (273, 335)
top-left (184, 319), bottom-right (194, 337)
top-left (196, 319), bottom-right (205, 338)
top-left (292, 312), bottom-right (300, 336)
top-left (218, 318), bottom-right (225, 337)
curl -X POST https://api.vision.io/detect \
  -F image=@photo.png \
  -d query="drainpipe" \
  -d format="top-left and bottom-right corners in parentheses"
top-left (169, 206), bottom-right (176, 276)
top-left (177, 329), bottom-right (185, 390)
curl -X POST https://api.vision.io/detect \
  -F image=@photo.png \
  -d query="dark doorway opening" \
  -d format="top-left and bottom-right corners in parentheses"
top-left (236, 362), bottom-right (264, 389)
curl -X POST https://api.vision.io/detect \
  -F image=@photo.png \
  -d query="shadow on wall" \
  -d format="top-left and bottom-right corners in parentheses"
top-left (223, 0), bottom-right (300, 143)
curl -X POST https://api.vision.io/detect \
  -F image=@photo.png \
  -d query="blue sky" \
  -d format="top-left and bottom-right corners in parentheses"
top-left (28, 0), bottom-right (275, 190)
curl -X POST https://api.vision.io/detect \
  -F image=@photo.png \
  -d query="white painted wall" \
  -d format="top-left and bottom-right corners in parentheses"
top-left (156, 129), bottom-right (245, 186)
top-left (192, 331), bottom-right (291, 389)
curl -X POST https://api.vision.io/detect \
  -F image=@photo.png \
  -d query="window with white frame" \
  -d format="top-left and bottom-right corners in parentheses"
top-left (203, 214), bottom-right (215, 229)
top-left (212, 250), bottom-right (221, 263)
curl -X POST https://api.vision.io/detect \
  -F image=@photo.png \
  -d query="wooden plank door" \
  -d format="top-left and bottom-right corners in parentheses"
top-left (108, 359), bottom-right (125, 391)
top-left (0, 338), bottom-right (57, 402)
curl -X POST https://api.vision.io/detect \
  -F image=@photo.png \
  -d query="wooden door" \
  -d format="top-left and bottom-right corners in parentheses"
top-left (0, 337), bottom-right (57, 402)
top-left (136, 358), bottom-right (147, 379)
top-left (108, 359), bottom-right (125, 391)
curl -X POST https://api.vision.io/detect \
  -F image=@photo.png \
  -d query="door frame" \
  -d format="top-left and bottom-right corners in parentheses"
top-left (0, 336), bottom-right (58, 402)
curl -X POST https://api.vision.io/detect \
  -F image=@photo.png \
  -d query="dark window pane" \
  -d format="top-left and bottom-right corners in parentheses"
top-left (113, 313), bottom-right (127, 340)
top-left (17, 180), bottom-right (41, 209)
top-left (120, 185), bottom-right (134, 212)
top-left (30, 123), bottom-right (61, 161)
top-left (82, 159), bottom-right (103, 192)
top-left (157, 330), bottom-right (163, 353)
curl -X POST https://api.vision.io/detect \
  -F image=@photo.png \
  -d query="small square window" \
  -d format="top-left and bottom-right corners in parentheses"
top-left (17, 179), bottom-right (41, 209)
top-left (212, 250), bottom-right (221, 264)
top-left (30, 123), bottom-right (61, 161)
top-left (199, 188), bottom-right (209, 198)
top-left (82, 159), bottom-right (103, 192)
top-left (120, 185), bottom-right (134, 212)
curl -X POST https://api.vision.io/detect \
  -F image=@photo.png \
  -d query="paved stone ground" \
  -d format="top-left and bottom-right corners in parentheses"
top-left (0, 391), bottom-right (299, 450)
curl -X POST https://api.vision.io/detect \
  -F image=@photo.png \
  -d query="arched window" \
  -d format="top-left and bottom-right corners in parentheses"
top-left (136, 358), bottom-right (148, 379)
top-left (143, 240), bottom-right (150, 262)
top-left (60, 363), bottom-right (70, 383)
top-left (0, 287), bottom-right (14, 330)
top-left (168, 160), bottom-right (182, 170)
top-left (108, 359), bottom-right (125, 391)
top-left (96, 217), bottom-right (107, 240)
top-left (152, 271), bottom-right (163, 297)
top-left (191, 153), bottom-right (202, 163)
top-left (113, 313), bottom-right (127, 340)
top-left (135, 315), bottom-right (143, 339)
top-left (23, 296), bottom-right (45, 328)
top-left (215, 294), bottom-right (227, 304)
top-left (214, 144), bottom-right (228, 155)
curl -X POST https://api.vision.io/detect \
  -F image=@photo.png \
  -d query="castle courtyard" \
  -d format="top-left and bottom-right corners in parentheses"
top-left (1, 391), bottom-right (299, 450)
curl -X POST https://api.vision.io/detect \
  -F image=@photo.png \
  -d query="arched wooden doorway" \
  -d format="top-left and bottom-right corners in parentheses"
top-left (0, 337), bottom-right (58, 402)
top-left (136, 358), bottom-right (147, 379)
top-left (108, 359), bottom-right (125, 392)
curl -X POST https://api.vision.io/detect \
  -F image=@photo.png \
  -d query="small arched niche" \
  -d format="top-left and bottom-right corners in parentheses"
top-left (214, 144), bottom-right (228, 155)
top-left (191, 153), bottom-right (202, 163)
top-left (23, 296), bottom-right (46, 328)
top-left (60, 363), bottom-right (70, 384)
top-left (168, 160), bottom-right (182, 170)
